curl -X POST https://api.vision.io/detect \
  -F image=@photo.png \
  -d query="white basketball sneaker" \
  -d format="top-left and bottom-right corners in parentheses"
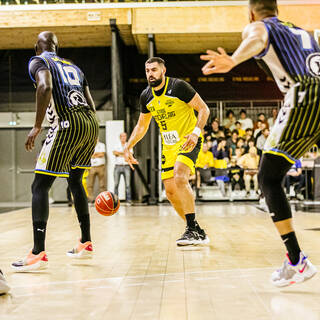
top-left (0, 270), bottom-right (10, 295)
top-left (271, 252), bottom-right (317, 287)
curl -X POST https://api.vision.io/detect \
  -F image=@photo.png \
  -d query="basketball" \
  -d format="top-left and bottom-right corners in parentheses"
top-left (95, 191), bottom-right (120, 216)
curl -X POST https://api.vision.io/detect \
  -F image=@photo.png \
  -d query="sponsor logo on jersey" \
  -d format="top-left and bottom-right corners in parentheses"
top-left (306, 53), bottom-right (320, 77)
top-left (67, 90), bottom-right (87, 107)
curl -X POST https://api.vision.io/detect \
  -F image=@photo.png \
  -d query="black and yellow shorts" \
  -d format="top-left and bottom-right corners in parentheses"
top-left (161, 136), bottom-right (203, 180)
top-left (264, 82), bottom-right (320, 163)
top-left (35, 110), bottom-right (99, 177)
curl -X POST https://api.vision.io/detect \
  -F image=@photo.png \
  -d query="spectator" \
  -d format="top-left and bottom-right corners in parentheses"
top-left (222, 109), bottom-right (236, 131)
top-left (195, 143), bottom-right (215, 188)
top-left (284, 159), bottom-right (305, 200)
top-left (235, 121), bottom-right (246, 137)
top-left (238, 109), bottom-right (253, 130)
top-left (245, 128), bottom-right (254, 141)
top-left (228, 158), bottom-right (245, 191)
top-left (113, 132), bottom-right (132, 203)
top-left (268, 108), bottom-right (278, 129)
top-left (255, 121), bottom-right (267, 140)
top-left (238, 146), bottom-right (260, 196)
top-left (244, 138), bottom-right (256, 154)
top-left (87, 139), bottom-right (106, 202)
top-left (256, 127), bottom-right (270, 154)
top-left (206, 119), bottom-right (221, 142)
top-left (254, 112), bottom-right (269, 130)
top-left (254, 120), bottom-right (262, 138)
top-left (211, 137), bottom-right (229, 161)
top-left (227, 129), bottom-right (239, 158)
top-left (235, 137), bottom-right (245, 159)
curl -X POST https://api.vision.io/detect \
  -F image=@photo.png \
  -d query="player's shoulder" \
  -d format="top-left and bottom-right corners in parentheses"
top-left (140, 86), bottom-right (153, 104)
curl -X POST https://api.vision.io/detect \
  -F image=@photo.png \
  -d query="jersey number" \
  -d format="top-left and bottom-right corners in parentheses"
top-left (57, 63), bottom-right (81, 86)
top-left (160, 120), bottom-right (167, 131)
top-left (289, 28), bottom-right (312, 50)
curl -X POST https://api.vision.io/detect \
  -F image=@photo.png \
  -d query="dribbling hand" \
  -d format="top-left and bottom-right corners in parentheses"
top-left (25, 127), bottom-right (41, 151)
top-left (124, 148), bottom-right (139, 170)
top-left (182, 133), bottom-right (198, 151)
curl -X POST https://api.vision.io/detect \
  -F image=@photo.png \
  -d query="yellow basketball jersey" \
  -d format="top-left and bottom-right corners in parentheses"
top-left (145, 77), bottom-right (197, 148)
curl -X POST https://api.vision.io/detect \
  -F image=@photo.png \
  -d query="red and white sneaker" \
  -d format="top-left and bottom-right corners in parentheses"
top-left (11, 251), bottom-right (48, 272)
top-left (66, 240), bottom-right (93, 259)
top-left (271, 252), bottom-right (317, 287)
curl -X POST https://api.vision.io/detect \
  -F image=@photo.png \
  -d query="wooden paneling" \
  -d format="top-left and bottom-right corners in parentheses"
top-left (0, 3), bottom-right (320, 52)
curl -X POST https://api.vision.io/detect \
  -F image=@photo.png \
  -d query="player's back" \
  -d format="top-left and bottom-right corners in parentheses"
top-left (256, 17), bottom-right (320, 93)
top-left (29, 51), bottom-right (89, 119)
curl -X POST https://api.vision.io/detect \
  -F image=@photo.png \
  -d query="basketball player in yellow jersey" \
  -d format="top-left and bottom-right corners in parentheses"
top-left (124, 57), bottom-right (210, 245)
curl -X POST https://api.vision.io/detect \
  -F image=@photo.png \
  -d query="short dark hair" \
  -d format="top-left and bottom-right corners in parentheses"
top-left (145, 57), bottom-right (165, 66)
top-left (240, 109), bottom-right (246, 115)
top-left (226, 109), bottom-right (234, 117)
top-left (232, 129), bottom-right (239, 135)
top-left (249, 0), bottom-right (278, 15)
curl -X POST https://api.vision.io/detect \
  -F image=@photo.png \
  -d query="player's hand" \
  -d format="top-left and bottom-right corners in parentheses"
top-left (200, 48), bottom-right (236, 75)
top-left (182, 133), bottom-right (198, 151)
top-left (124, 148), bottom-right (139, 170)
top-left (25, 126), bottom-right (41, 151)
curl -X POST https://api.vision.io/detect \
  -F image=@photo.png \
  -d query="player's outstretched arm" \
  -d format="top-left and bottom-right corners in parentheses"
top-left (182, 93), bottom-right (209, 151)
top-left (26, 69), bottom-right (52, 151)
top-left (124, 112), bottom-right (152, 170)
top-left (201, 22), bottom-right (268, 75)
top-left (84, 85), bottom-right (96, 112)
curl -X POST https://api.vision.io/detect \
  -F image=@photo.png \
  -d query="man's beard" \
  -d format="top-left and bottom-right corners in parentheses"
top-left (148, 77), bottom-right (163, 87)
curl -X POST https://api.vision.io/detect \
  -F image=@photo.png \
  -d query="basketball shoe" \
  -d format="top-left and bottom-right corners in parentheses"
top-left (66, 240), bottom-right (93, 259)
top-left (176, 226), bottom-right (201, 246)
top-left (271, 252), bottom-right (317, 287)
top-left (11, 251), bottom-right (48, 272)
top-left (0, 270), bottom-right (10, 295)
top-left (195, 222), bottom-right (210, 244)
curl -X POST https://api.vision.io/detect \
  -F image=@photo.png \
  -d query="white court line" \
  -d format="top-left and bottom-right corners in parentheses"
top-left (10, 266), bottom-right (281, 289)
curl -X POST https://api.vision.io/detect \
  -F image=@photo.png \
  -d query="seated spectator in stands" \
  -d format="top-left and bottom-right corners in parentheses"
top-left (222, 109), bottom-right (236, 131)
top-left (211, 137), bottom-right (229, 161)
top-left (254, 122), bottom-right (267, 141)
top-left (206, 119), bottom-right (221, 143)
top-left (224, 128), bottom-right (232, 139)
top-left (238, 109), bottom-right (253, 130)
top-left (195, 143), bottom-right (215, 188)
top-left (284, 159), bottom-right (305, 200)
top-left (227, 129), bottom-right (238, 158)
top-left (244, 138), bottom-right (255, 154)
top-left (235, 137), bottom-right (245, 159)
top-left (268, 108), bottom-right (278, 129)
top-left (254, 112), bottom-right (269, 130)
top-left (235, 121), bottom-right (246, 138)
top-left (228, 158), bottom-right (245, 191)
top-left (245, 128), bottom-right (254, 141)
top-left (256, 128), bottom-right (269, 155)
top-left (238, 146), bottom-right (260, 196)
top-left (254, 120), bottom-right (262, 138)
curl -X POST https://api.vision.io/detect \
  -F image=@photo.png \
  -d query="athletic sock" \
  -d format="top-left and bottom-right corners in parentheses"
top-left (32, 222), bottom-right (47, 255)
top-left (185, 213), bottom-right (196, 229)
top-left (78, 214), bottom-right (91, 243)
top-left (281, 231), bottom-right (301, 265)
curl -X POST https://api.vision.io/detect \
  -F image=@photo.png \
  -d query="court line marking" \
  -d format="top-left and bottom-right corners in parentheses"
top-left (10, 266), bottom-right (280, 289)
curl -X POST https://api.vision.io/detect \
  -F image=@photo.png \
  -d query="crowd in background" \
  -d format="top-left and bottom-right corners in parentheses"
top-left (192, 107), bottom-right (306, 198)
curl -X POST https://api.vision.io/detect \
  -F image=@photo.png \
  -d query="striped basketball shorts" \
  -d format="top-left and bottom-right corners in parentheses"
top-left (264, 82), bottom-right (320, 163)
top-left (35, 110), bottom-right (99, 177)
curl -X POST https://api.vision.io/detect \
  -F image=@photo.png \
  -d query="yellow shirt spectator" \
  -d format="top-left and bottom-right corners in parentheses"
top-left (196, 146), bottom-right (215, 169)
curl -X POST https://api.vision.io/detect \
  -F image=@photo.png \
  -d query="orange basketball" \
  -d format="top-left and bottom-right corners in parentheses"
top-left (95, 191), bottom-right (120, 216)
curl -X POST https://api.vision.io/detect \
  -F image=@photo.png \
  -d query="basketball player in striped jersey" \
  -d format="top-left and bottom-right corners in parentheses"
top-left (12, 32), bottom-right (99, 271)
top-left (201, 0), bottom-right (318, 286)
top-left (124, 57), bottom-right (210, 246)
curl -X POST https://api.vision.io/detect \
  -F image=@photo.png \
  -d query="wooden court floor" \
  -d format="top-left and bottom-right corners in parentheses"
top-left (0, 203), bottom-right (319, 320)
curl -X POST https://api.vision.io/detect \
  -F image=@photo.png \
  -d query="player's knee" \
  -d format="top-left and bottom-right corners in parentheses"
top-left (165, 186), bottom-right (175, 200)
top-left (173, 173), bottom-right (188, 189)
